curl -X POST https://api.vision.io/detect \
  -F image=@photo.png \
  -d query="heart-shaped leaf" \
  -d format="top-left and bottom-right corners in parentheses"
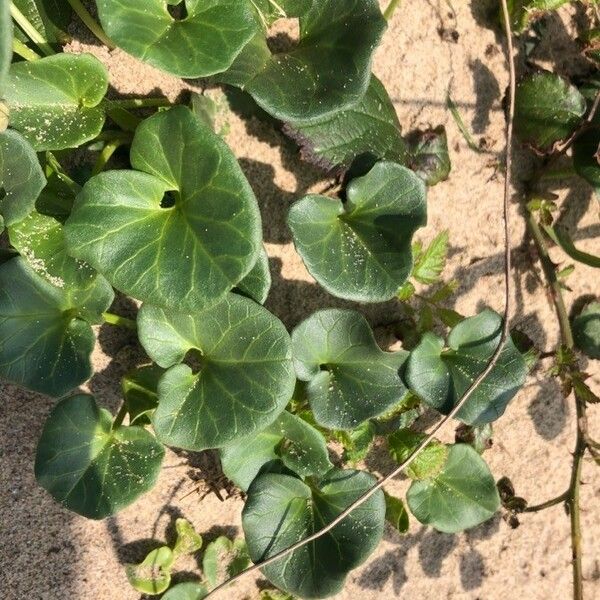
top-left (138, 293), bottom-right (295, 449)
top-left (13, 0), bottom-right (72, 44)
top-left (96, 0), bottom-right (260, 78)
top-left (405, 310), bottom-right (528, 425)
top-left (289, 162), bottom-right (427, 302)
top-left (173, 518), bottom-right (203, 557)
top-left (220, 410), bottom-right (332, 490)
top-left (0, 0), bottom-right (11, 92)
top-left (122, 364), bottom-right (165, 425)
top-left (514, 72), bottom-right (586, 151)
top-left (286, 75), bottom-right (407, 170)
top-left (5, 53), bottom-right (109, 150)
top-left (406, 444), bottom-right (500, 533)
top-left (0, 130), bottom-right (45, 226)
top-left (243, 468), bottom-right (385, 598)
top-left (162, 582), bottom-right (208, 600)
top-left (65, 106), bottom-right (262, 311)
top-left (573, 301), bottom-right (600, 359)
top-left (220, 0), bottom-right (386, 122)
top-left (125, 546), bottom-right (174, 594)
top-left (235, 246), bottom-right (271, 304)
top-left (384, 492), bottom-right (409, 533)
top-left (0, 256), bottom-right (113, 396)
top-left (202, 536), bottom-right (250, 589)
top-left (35, 394), bottom-right (165, 519)
top-left (292, 309), bottom-right (409, 429)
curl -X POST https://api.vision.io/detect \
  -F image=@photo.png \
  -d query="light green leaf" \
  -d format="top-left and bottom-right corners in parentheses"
top-left (514, 72), bottom-right (586, 151)
top-left (408, 126), bottom-right (451, 186)
top-left (138, 293), bottom-right (295, 449)
top-left (573, 301), bottom-right (600, 359)
top-left (384, 492), bottom-right (409, 533)
top-left (0, 130), bottom-right (45, 226)
top-left (388, 429), bottom-right (448, 480)
top-left (65, 106), bottom-right (262, 312)
top-left (0, 0), bottom-right (11, 93)
top-left (336, 419), bottom-right (376, 464)
top-left (125, 546), bottom-right (174, 595)
top-left (407, 444), bottom-right (500, 533)
top-left (35, 394), bottom-right (165, 519)
top-left (173, 518), bottom-right (203, 557)
top-left (252, 0), bottom-right (312, 24)
top-left (220, 410), bottom-right (332, 490)
top-left (0, 257), bottom-right (113, 396)
top-left (12, 0), bottom-right (72, 44)
top-left (162, 582), bottom-right (208, 600)
top-left (405, 310), bottom-right (528, 425)
top-left (235, 246), bottom-right (271, 304)
top-left (243, 468), bottom-right (385, 598)
top-left (412, 230), bottom-right (450, 285)
top-left (5, 53), bottom-right (109, 150)
top-left (292, 309), bottom-right (409, 429)
top-left (96, 0), bottom-right (260, 78)
top-left (202, 536), bottom-right (250, 589)
top-left (288, 162), bottom-right (427, 302)
top-left (122, 364), bottom-right (165, 425)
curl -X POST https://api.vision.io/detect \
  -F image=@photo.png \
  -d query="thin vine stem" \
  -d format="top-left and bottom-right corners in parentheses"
top-left (10, 2), bottom-right (54, 56)
top-left (524, 490), bottom-right (568, 513)
top-left (65, 0), bottom-right (116, 50)
top-left (204, 2), bottom-right (516, 598)
top-left (92, 139), bottom-right (125, 175)
top-left (384, 0), bottom-right (402, 20)
top-left (102, 312), bottom-right (137, 331)
top-left (12, 38), bottom-right (40, 61)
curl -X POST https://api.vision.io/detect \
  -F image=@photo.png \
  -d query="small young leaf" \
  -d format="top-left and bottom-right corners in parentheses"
top-left (412, 230), bottom-right (450, 285)
top-left (172, 518), bottom-right (202, 557)
top-left (5, 53), bottom-right (109, 150)
top-left (289, 162), bottom-right (427, 302)
top-left (384, 492), bottom-right (409, 533)
top-left (572, 301), bottom-right (600, 359)
top-left (243, 468), bottom-right (385, 598)
top-left (162, 582), bottom-right (208, 600)
top-left (406, 310), bottom-right (528, 425)
top-left (408, 126), bottom-right (451, 186)
top-left (125, 546), bottom-right (174, 595)
top-left (121, 365), bottom-right (165, 425)
top-left (35, 394), bottom-right (165, 519)
top-left (337, 420), bottom-right (376, 464)
top-left (292, 309), bottom-right (409, 429)
top-left (234, 246), bottom-right (271, 304)
top-left (202, 536), bottom-right (250, 590)
top-left (406, 444), bottom-right (500, 533)
top-left (388, 429), bottom-right (448, 480)
top-left (138, 293), bottom-right (295, 450)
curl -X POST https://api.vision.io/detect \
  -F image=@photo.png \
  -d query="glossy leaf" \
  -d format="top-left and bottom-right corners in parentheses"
top-left (138, 293), bottom-right (295, 449)
top-left (5, 53), bottom-right (109, 150)
top-left (384, 492), bottom-right (409, 534)
top-left (96, 0), bottom-right (260, 78)
top-left (292, 309), bottom-right (409, 429)
top-left (65, 107), bottom-right (262, 311)
top-left (0, 130), bottom-right (45, 226)
top-left (235, 246), bottom-right (271, 304)
top-left (202, 536), bottom-right (250, 589)
top-left (388, 429), bottom-right (448, 480)
top-left (0, 257), bottom-right (112, 396)
top-left (573, 301), bottom-right (600, 359)
top-left (220, 410), bottom-right (332, 490)
top-left (406, 310), bottom-right (528, 425)
top-left (514, 72), bottom-right (586, 151)
top-left (125, 546), bottom-right (174, 594)
top-left (0, 0), bottom-right (11, 93)
top-left (408, 126), bottom-right (451, 186)
top-left (289, 162), bottom-right (427, 302)
top-left (13, 0), bottom-right (72, 44)
top-left (406, 444), bottom-right (500, 533)
top-left (173, 518), bottom-right (203, 557)
top-left (243, 468), bottom-right (385, 598)
top-left (121, 364), bottom-right (165, 425)
top-left (35, 394), bottom-right (165, 519)
top-left (162, 582), bottom-right (208, 600)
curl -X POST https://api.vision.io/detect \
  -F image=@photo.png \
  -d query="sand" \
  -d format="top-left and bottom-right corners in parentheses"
top-left (1, 1), bottom-right (599, 599)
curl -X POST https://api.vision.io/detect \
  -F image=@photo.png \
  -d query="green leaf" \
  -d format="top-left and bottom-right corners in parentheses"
top-left (455, 422), bottom-right (494, 454)
top-left (121, 364), bottom-right (165, 425)
top-left (405, 310), bottom-right (528, 425)
top-left (252, 0), bottom-right (312, 24)
top-left (406, 444), bottom-right (500, 533)
top-left (35, 394), bottom-right (165, 519)
top-left (288, 162), bottom-right (427, 302)
top-left (384, 492), bottom-right (409, 533)
top-left (412, 230), bottom-right (449, 285)
top-left (12, 0), bottom-right (72, 44)
top-left (96, 0), bottom-right (259, 78)
top-left (542, 223), bottom-right (600, 268)
top-left (243, 468), bottom-right (385, 598)
top-left (234, 246), bottom-right (271, 304)
top-left (573, 301), bottom-right (600, 359)
top-left (5, 53), bottom-right (109, 150)
top-left (173, 518), bottom-right (203, 557)
top-left (336, 419), bottom-right (376, 464)
top-left (125, 546), bottom-right (173, 595)
top-left (220, 410), bottom-right (332, 490)
top-left (138, 293), bottom-right (295, 449)
top-left (202, 536), bottom-right (250, 589)
top-left (506, 0), bottom-right (570, 32)
top-left (220, 0), bottom-right (387, 122)
top-left (285, 75), bottom-right (408, 170)
top-left (573, 127), bottom-right (600, 188)
top-left (65, 106), bottom-right (262, 312)
top-left (0, 0), bottom-right (11, 93)
top-left (162, 582), bottom-right (208, 600)
top-left (292, 309), bottom-right (409, 429)
top-left (0, 257), bottom-right (113, 396)
top-left (514, 72), bottom-right (586, 151)
top-left (190, 92), bottom-right (218, 130)
top-left (408, 126), bottom-right (451, 186)
top-left (388, 429), bottom-right (448, 480)
top-left (0, 130), bottom-right (45, 226)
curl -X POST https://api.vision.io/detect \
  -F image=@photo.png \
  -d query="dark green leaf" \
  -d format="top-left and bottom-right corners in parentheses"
top-left (13, 0), bottom-right (72, 44)
top-left (190, 92), bottom-right (218, 130)
top-left (138, 293), bottom-right (295, 449)
top-left (412, 230), bottom-right (449, 285)
top-left (384, 492), bottom-right (409, 533)
top-left (542, 223), bottom-right (600, 268)
top-left (573, 127), bottom-right (600, 188)
top-left (5, 53), bottom-right (109, 150)
top-left (65, 107), bottom-right (262, 312)
top-left (162, 582), bottom-right (208, 600)
top-left (202, 536), bottom-right (250, 589)
top-left (121, 365), bottom-right (165, 425)
top-left (292, 309), bottom-right (409, 429)
top-left (388, 429), bottom-right (448, 480)
top-left (35, 394), bottom-right (165, 519)
top-left (573, 301), bottom-right (600, 359)
top-left (405, 310), bottom-right (528, 425)
top-left (234, 247), bottom-right (271, 304)
top-left (125, 546), bottom-right (173, 594)
top-left (408, 126), bottom-right (451, 186)
top-left (288, 162), bottom-right (427, 302)
top-left (407, 444), bottom-right (500, 533)
top-left (243, 468), bottom-right (385, 598)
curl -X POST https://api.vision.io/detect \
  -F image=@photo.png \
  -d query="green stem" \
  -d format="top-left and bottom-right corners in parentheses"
top-left (92, 139), bottom-right (125, 175)
top-left (106, 107), bottom-right (141, 132)
top-left (384, 0), bottom-right (402, 20)
top-left (12, 38), bottom-right (40, 61)
top-left (112, 403), bottom-right (128, 428)
top-left (102, 312), bottom-right (137, 331)
top-left (103, 97), bottom-right (172, 110)
top-left (10, 2), bottom-right (54, 56)
top-left (65, 0), bottom-right (115, 50)
top-left (524, 490), bottom-right (568, 513)
top-left (94, 130), bottom-right (133, 143)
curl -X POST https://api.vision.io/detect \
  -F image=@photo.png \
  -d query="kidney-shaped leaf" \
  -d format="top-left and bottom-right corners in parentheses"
top-left (406, 444), bottom-right (500, 533)
top-left (220, 410), bottom-right (332, 490)
top-left (65, 106), bottom-right (262, 312)
top-left (292, 309), bottom-right (409, 429)
top-left (35, 394), bottom-right (165, 519)
top-left (573, 301), bottom-right (600, 359)
top-left (138, 293), bottom-right (295, 449)
top-left (5, 53), bottom-right (108, 150)
top-left (243, 468), bottom-right (385, 598)
top-left (289, 162), bottom-right (427, 302)
top-left (0, 130), bottom-right (45, 226)
top-left (405, 310), bottom-right (528, 425)
top-left (96, 0), bottom-right (260, 78)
